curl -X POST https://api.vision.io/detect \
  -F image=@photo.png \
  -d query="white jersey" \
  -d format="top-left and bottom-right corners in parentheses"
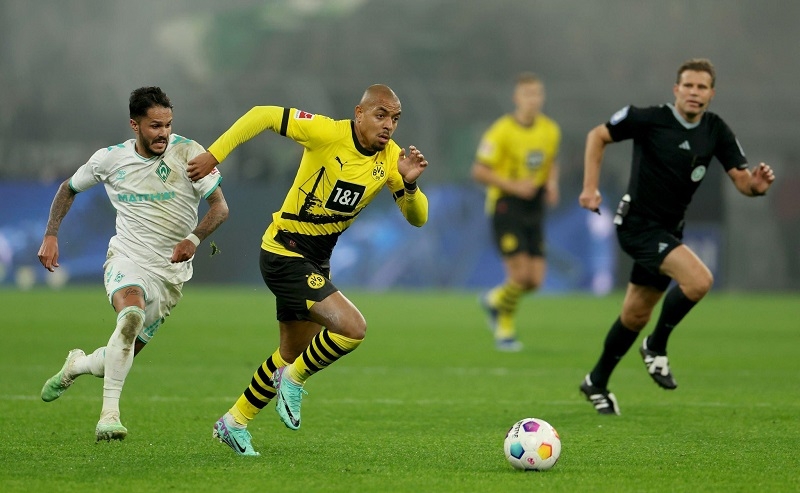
top-left (69, 134), bottom-right (222, 284)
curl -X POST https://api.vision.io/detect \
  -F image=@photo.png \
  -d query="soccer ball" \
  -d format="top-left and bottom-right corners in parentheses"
top-left (503, 418), bottom-right (561, 471)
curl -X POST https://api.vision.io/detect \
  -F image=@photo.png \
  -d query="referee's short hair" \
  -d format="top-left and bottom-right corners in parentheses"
top-left (677, 59), bottom-right (716, 88)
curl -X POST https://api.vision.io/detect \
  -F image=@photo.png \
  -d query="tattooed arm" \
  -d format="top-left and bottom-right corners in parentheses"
top-left (38, 179), bottom-right (78, 272)
top-left (170, 187), bottom-right (230, 263)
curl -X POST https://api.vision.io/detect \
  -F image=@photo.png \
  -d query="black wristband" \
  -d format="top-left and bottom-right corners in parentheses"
top-left (403, 180), bottom-right (418, 191)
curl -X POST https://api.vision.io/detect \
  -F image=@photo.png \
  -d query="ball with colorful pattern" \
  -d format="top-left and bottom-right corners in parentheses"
top-left (504, 417), bottom-right (562, 471)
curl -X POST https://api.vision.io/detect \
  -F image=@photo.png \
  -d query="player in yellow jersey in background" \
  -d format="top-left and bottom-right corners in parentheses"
top-left (187, 84), bottom-right (429, 456)
top-left (472, 73), bottom-right (561, 352)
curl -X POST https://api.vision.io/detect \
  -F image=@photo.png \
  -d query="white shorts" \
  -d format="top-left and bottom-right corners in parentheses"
top-left (103, 250), bottom-right (184, 344)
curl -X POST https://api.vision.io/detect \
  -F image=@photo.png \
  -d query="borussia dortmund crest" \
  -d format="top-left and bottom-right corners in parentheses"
top-left (372, 164), bottom-right (385, 181)
top-left (501, 233), bottom-right (519, 254)
top-left (307, 273), bottom-right (326, 289)
top-left (156, 161), bottom-right (171, 183)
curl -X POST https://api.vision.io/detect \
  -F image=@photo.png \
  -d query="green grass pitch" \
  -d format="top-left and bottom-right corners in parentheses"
top-left (1, 286), bottom-right (798, 492)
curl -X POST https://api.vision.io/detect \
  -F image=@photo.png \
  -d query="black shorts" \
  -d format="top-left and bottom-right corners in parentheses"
top-left (616, 213), bottom-right (683, 291)
top-left (491, 194), bottom-right (545, 257)
top-left (259, 249), bottom-right (339, 322)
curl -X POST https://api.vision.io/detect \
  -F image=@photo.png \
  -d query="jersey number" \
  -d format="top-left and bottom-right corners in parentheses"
top-left (325, 180), bottom-right (366, 213)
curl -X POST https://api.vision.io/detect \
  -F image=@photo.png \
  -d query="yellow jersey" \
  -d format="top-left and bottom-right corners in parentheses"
top-left (476, 113), bottom-right (560, 214)
top-left (208, 106), bottom-right (428, 264)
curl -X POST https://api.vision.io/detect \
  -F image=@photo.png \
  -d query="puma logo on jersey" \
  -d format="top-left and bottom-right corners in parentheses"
top-left (678, 140), bottom-right (691, 150)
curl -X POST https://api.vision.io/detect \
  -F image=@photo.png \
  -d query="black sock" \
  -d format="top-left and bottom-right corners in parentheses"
top-left (589, 317), bottom-right (639, 389)
top-left (647, 286), bottom-right (697, 355)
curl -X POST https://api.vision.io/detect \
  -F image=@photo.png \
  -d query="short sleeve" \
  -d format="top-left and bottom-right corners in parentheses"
top-left (68, 148), bottom-right (108, 192)
top-left (475, 120), bottom-right (504, 168)
top-left (713, 118), bottom-right (748, 171)
top-left (605, 105), bottom-right (644, 142)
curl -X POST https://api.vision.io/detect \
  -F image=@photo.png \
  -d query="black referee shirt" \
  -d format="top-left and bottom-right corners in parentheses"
top-left (606, 104), bottom-right (748, 227)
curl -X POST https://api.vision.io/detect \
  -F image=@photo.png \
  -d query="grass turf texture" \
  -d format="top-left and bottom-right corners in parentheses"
top-left (1, 286), bottom-right (798, 492)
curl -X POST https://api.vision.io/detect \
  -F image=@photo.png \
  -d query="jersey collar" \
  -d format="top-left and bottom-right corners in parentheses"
top-left (350, 121), bottom-right (377, 156)
top-left (666, 103), bottom-right (702, 130)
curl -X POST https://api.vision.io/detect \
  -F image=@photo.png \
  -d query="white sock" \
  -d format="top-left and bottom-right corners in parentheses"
top-left (71, 347), bottom-right (106, 378)
top-left (224, 412), bottom-right (246, 429)
top-left (101, 306), bottom-right (145, 419)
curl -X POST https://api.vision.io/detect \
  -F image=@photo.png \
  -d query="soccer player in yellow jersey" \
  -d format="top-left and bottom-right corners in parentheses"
top-left (472, 73), bottom-right (561, 352)
top-left (187, 84), bottom-right (429, 456)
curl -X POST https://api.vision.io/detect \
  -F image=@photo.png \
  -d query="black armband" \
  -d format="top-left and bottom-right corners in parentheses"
top-left (403, 180), bottom-right (418, 191)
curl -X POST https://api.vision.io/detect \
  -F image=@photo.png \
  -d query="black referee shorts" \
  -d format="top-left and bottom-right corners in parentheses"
top-left (259, 249), bottom-right (339, 322)
top-left (616, 214), bottom-right (684, 291)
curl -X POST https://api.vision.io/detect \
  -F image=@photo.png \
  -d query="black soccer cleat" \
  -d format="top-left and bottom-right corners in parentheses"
top-left (639, 337), bottom-right (678, 390)
top-left (579, 375), bottom-right (620, 415)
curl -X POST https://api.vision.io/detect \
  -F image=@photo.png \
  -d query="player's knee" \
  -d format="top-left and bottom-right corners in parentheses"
top-left (620, 310), bottom-right (650, 331)
top-left (509, 274), bottom-right (540, 292)
top-left (347, 312), bottom-right (367, 340)
top-left (328, 311), bottom-right (366, 340)
top-left (118, 307), bottom-right (145, 344)
top-left (685, 271), bottom-right (714, 301)
top-left (700, 271), bottom-right (714, 295)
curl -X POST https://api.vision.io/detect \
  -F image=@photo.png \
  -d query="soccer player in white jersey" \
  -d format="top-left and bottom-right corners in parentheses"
top-left (37, 86), bottom-right (229, 442)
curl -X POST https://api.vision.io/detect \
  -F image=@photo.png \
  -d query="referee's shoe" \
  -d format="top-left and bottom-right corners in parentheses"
top-left (639, 337), bottom-right (678, 389)
top-left (579, 375), bottom-right (620, 415)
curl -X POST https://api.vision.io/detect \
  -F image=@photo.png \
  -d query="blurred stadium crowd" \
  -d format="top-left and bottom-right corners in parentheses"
top-left (2, 0), bottom-right (797, 291)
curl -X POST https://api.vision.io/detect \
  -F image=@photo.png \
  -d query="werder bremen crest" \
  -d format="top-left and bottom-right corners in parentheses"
top-left (156, 161), bottom-right (171, 183)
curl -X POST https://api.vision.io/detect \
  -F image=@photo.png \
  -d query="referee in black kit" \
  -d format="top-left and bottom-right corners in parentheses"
top-left (576, 58), bottom-right (775, 415)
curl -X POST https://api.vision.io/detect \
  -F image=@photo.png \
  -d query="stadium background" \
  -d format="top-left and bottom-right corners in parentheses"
top-left (2, 0), bottom-right (798, 293)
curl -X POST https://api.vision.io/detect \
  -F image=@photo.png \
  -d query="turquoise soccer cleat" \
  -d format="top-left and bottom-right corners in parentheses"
top-left (212, 414), bottom-right (260, 456)
top-left (273, 366), bottom-right (307, 431)
top-left (41, 348), bottom-right (85, 402)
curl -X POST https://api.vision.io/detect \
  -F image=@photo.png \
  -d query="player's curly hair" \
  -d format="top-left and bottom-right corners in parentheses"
top-left (677, 59), bottom-right (716, 88)
top-left (129, 86), bottom-right (173, 120)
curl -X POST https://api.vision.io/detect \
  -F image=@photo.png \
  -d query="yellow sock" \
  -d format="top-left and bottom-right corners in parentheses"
top-left (288, 329), bottom-right (363, 384)
top-left (230, 397), bottom-right (255, 425)
top-left (229, 348), bottom-right (287, 425)
top-left (496, 312), bottom-right (516, 339)
top-left (491, 281), bottom-right (524, 339)
top-left (494, 281), bottom-right (524, 313)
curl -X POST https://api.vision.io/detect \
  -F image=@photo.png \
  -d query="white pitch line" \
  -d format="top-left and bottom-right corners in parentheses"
top-left (2, 393), bottom-right (787, 409)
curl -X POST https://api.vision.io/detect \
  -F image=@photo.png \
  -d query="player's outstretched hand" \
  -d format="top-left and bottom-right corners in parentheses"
top-left (751, 162), bottom-right (775, 195)
top-left (187, 152), bottom-right (219, 182)
top-left (398, 145), bottom-right (428, 184)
